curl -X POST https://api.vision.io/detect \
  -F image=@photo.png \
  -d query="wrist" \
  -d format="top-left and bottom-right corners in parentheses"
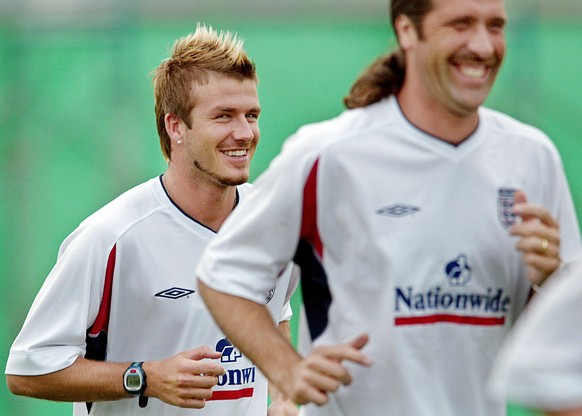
top-left (123, 362), bottom-right (148, 407)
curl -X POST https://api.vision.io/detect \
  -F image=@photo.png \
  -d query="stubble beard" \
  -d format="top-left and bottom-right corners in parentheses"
top-left (193, 160), bottom-right (248, 187)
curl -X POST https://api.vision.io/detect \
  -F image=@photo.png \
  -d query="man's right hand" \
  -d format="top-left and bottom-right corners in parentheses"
top-left (143, 346), bottom-right (225, 408)
top-left (287, 334), bottom-right (371, 406)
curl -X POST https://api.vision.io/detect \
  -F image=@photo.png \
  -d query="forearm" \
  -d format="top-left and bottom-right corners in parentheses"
top-left (7, 356), bottom-right (130, 402)
top-left (198, 280), bottom-right (301, 393)
top-left (269, 321), bottom-right (292, 401)
top-left (268, 320), bottom-right (299, 414)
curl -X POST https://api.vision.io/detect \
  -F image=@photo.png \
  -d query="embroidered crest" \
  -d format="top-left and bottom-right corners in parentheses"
top-left (498, 188), bottom-right (518, 229)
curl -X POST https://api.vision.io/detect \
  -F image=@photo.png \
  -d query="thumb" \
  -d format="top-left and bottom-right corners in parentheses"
top-left (346, 334), bottom-right (372, 367)
top-left (513, 189), bottom-right (527, 205)
top-left (349, 334), bottom-right (369, 350)
top-left (513, 190), bottom-right (535, 222)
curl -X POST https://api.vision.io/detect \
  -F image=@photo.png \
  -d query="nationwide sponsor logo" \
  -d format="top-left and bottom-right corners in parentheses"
top-left (445, 254), bottom-right (471, 286)
top-left (216, 338), bottom-right (243, 364)
top-left (376, 203), bottom-right (420, 218)
top-left (154, 287), bottom-right (195, 299)
top-left (216, 367), bottom-right (256, 387)
top-left (394, 254), bottom-right (510, 326)
top-left (498, 188), bottom-right (519, 229)
top-left (208, 338), bottom-right (256, 401)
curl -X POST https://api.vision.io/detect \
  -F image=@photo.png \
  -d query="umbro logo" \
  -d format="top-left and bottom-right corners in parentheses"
top-left (155, 287), bottom-right (195, 299)
top-left (376, 204), bottom-right (420, 217)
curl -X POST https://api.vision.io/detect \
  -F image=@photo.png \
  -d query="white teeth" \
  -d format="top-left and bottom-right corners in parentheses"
top-left (460, 65), bottom-right (486, 78)
top-left (224, 150), bottom-right (247, 157)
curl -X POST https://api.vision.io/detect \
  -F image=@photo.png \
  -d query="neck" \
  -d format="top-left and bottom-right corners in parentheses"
top-left (396, 89), bottom-right (479, 146)
top-left (162, 169), bottom-right (238, 232)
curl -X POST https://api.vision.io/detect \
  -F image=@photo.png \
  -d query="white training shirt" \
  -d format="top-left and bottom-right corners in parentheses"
top-left (6, 176), bottom-right (296, 416)
top-left (489, 255), bottom-right (582, 412)
top-left (197, 96), bottom-right (582, 416)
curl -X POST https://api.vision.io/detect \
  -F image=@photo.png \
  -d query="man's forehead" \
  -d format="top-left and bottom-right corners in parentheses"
top-left (428, 0), bottom-right (507, 18)
top-left (188, 82), bottom-right (260, 116)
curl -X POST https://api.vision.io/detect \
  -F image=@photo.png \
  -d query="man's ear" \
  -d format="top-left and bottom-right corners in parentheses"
top-left (394, 14), bottom-right (418, 51)
top-left (164, 113), bottom-right (183, 142)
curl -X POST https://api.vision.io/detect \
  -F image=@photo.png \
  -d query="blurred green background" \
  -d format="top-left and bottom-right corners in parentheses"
top-left (1, 0), bottom-right (580, 414)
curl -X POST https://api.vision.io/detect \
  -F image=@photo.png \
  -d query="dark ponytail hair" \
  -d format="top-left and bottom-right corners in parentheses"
top-left (344, 0), bottom-right (433, 109)
top-left (343, 50), bottom-right (405, 109)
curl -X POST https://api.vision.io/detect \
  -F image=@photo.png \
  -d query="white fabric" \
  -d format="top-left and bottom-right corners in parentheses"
top-left (6, 176), bottom-right (296, 416)
top-left (489, 255), bottom-right (582, 411)
top-left (197, 97), bottom-right (582, 416)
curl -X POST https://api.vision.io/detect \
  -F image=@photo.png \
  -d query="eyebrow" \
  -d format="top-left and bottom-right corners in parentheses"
top-left (212, 106), bottom-right (261, 113)
top-left (489, 17), bottom-right (507, 27)
top-left (445, 13), bottom-right (507, 27)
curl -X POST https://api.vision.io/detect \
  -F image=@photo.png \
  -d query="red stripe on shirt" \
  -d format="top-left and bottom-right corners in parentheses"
top-left (206, 388), bottom-right (254, 401)
top-left (88, 244), bottom-right (116, 336)
top-left (395, 314), bottom-right (505, 326)
top-left (300, 159), bottom-right (323, 257)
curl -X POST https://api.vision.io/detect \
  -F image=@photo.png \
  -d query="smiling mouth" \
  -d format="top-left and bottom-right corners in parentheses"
top-left (223, 149), bottom-right (248, 157)
top-left (459, 64), bottom-right (487, 79)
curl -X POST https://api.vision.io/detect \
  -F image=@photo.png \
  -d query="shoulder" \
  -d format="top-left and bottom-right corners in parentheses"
top-left (480, 107), bottom-right (556, 148)
top-left (287, 99), bottom-right (394, 151)
top-left (479, 107), bottom-right (565, 169)
top-left (272, 99), bottom-right (397, 177)
top-left (60, 178), bottom-right (165, 253)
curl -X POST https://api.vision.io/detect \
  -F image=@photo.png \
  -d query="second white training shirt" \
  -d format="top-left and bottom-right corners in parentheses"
top-left (197, 97), bottom-right (582, 416)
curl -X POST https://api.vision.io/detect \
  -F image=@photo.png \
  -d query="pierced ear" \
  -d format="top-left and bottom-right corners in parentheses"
top-left (164, 113), bottom-right (183, 142)
top-left (394, 14), bottom-right (418, 50)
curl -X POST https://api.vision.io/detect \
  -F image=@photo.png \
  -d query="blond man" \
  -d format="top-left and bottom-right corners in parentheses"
top-left (6, 25), bottom-right (297, 416)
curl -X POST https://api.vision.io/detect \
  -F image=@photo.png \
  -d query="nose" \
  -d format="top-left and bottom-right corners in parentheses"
top-left (232, 116), bottom-right (256, 142)
top-left (467, 24), bottom-right (496, 58)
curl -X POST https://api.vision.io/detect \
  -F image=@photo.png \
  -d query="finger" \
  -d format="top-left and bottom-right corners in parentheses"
top-left (290, 359), bottom-right (345, 405)
top-left (304, 354), bottom-right (354, 385)
top-left (173, 396), bottom-right (209, 409)
top-left (523, 252), bottom-right (561, 272)
top-left (513, 204), bottom-right (559, 228)
top-left (303, 368), bottom-right (345, 392)
top-left (513, 190), bottom-right (527, 205)
top-left (509, 219), bottom-right (560, 243)
top-left (182, 374), bottom-right (222, 389)
top-left (291, 381), bottom-right (329, 406)
top-left (315, 342), bottom-right (372, 367)
top-left (349, 334), bottom-right (369, 351)
top-left (172, 370), bottom-right (221, 392)
top-left (512, 190), bottom-right (559, 228)
top-left (169, 385), bottom-right (214, 408)
top-left (514, 235), bottom-right (558, 256)
top-left (176, 387), bottom-right (214, 401)
top-left (183, 346), bottom-right (223, 361)
top-left (188, 361), bottom-right (226, 377)
top-left (523, 253), bottom-right (561, 285)
top-left (511, 191), bottom-right (558, 229)
top-left (511, 190), bottom-right (532, 222)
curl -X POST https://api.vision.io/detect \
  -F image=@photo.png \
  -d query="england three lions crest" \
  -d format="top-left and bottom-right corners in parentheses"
top-left (498, 188), bottom-right (519, 229)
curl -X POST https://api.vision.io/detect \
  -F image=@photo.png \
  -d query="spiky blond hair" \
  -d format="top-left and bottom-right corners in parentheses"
top-left (152, 24), bottom-right (256, 160)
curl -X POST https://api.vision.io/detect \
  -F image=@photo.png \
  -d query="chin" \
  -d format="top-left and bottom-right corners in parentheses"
top-left (450, 94), bottom-right (488, 116)
top-left (220, 175), bottom-right (249, 187)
